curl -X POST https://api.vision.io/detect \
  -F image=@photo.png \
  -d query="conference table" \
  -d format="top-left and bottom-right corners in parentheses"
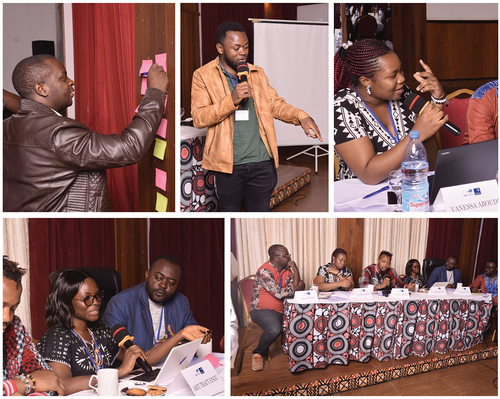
top-left (70, 353), bottom-right (225, 396)
top-left (180, 125), bottom-right (217, 212)
top-left (282, 290), bottom-right (492, 372)
top-left (333, 176), bottom-right (445, 212)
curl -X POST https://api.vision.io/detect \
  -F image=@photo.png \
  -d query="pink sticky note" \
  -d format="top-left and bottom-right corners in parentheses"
top-left (141, 78), bottom-right (148, 95)
top-left (155, 53), bottom-right (167, 72)
top-left (140, 59), bottom-right (153, 75)
top-left (155, 168), bottom-right (167, 191)
top-left (204, 353), bottom-right (220, 368)
top-left (156, 118), bottom-right (167, 138)
top-left (135, 104), bottom-right (140, 113)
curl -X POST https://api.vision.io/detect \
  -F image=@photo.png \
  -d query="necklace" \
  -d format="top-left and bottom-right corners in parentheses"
top-left (72, 327), bottom-right (104, 372)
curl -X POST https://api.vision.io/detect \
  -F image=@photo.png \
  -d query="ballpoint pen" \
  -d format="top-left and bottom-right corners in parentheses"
top-left (362, 186), bottom-right (389, 199)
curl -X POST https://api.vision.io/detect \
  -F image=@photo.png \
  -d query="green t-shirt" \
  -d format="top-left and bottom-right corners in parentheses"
top-left (223, 71), bottom-right (272, 165)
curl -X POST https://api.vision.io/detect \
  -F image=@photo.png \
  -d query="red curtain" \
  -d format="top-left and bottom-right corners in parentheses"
top-left (474, 218), bottom-right (498, 278)
top-left (72, 4), bottom-right (137, 211)
top-left (149, 219), bottom-right (225, 351)
top-left (200, 3), bottom-right (298, 65)
top-left (425, 218), bottom-right (464, 259)
top-left (28, 219), bottom-right (116, 340)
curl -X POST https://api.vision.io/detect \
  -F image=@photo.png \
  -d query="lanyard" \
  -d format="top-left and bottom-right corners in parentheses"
top-left (72, 329), bottom-right (104, 373)
top-left (353, 85), bottom-right (400, 144)
top-left (219, 58), bottom-right (238, 89)
top-left (152, 309), bottom-right (164, 346)
top-left (448, 271), bottom-right (453, 282)
top-left (279, 269), bottom-right (286, 287)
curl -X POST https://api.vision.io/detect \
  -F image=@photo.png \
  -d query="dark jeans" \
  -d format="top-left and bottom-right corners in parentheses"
top-left (250, 308), bottom-right (283, 356)
top-left (214, 160), bottom-right (278, 212)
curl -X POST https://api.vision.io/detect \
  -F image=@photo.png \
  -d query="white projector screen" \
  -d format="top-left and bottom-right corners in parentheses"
top-left (253, 21), bottom-right (329, 145)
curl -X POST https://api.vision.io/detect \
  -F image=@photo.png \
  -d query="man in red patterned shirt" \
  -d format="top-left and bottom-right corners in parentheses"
top-left (359, 251), bottom-right (415, 292)
top-left (249, 244), bottom-right (305, 371)
top-left (3, 257), bottom-right (65, 396)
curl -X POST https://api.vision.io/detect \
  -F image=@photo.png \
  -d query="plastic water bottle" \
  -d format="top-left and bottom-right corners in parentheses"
top-left (335, 31), bottom-right (342, 54)
top-left (401, 130), bottom-right (429, 212)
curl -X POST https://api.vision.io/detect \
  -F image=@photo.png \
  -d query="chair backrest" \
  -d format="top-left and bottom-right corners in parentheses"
top-left (357, 15), bottom-right (377, 40)
top-left (311, 276), bottom-right (317, 287)
top-left (238, 275), bottom-right (256, 324)
top-left (437, 89), bottom-right (474, 150)
top-left (49, 267), bottom-right (122, 315)
top-left (422, 258), bottom-right (446, 283)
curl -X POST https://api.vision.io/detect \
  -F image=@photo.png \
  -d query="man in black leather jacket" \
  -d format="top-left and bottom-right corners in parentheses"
top-left (3, 54), bottom-right (168, 212)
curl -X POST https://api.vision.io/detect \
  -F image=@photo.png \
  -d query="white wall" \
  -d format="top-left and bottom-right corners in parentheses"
top-left (3, 3), bottom-right (63, 93)
top-left (297, 3), bottom-right (329, 22)
top-left (427, 3), bottom-right (498, 21)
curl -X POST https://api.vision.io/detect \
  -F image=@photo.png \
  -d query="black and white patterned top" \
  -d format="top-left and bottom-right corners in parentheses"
top-left (317, 264), bottom-right (353, 292)
top-left (37, 324), bottom-right (120, 376)
top-left (334, 87), bottom-right (416, 180)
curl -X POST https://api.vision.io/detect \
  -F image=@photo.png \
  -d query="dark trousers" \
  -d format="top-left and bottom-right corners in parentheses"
top-left (250, 308), bottom-right (283, 356)
top-left (214, 160), bottom-right (278, 212)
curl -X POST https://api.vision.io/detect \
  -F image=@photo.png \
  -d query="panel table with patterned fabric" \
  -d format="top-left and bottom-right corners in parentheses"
top-left (180, 126), bottom-right (217, 212)
top-left (282, 292), bottom-right (492, 372)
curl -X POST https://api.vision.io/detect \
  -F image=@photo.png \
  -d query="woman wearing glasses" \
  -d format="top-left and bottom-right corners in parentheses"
top-left (37, 269), bottom-right (208, 395)
top-left (316, 248), bottom-right (355, 292)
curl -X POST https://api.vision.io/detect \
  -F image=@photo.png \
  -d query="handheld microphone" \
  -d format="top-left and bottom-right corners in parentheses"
top-left (111, 324), bottom-right (152, 374)
top-left (381, 273), bottom-right (392, 297)
top-left (236, 62), bottom-right (250, 105)
top-left (404, 93), bottom-right (461, 136)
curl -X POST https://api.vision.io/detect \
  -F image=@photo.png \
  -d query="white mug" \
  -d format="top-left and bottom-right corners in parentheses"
top-left (89, 368), bottom-right (119, 396)
top-left (196, 340), bottom-right (213, 359)
top-left (414, 283), bottom-right (419, 292)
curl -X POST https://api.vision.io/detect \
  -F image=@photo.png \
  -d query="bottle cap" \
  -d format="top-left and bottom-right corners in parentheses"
top-left (409, 130), bottom-right (420, 139)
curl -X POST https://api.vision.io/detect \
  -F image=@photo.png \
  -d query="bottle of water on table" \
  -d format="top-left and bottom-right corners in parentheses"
top-left (401, 130), bottom-right (429, 212)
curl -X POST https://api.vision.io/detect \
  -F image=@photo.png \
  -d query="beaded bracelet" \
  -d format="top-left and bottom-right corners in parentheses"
top-left (430, 94), bottom-right (449, 106)
top-left (14, 374), bottom-right (31, 396)
top-left (24, 374), bottom-right (36, 394)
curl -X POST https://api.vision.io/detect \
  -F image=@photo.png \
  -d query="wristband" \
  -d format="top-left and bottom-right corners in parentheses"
top-left (14, 374), bottom-right (31, 396)
top-left (25, 374), bottom-right (36, 394)
top-left (430, 94), bottom-right (449, 106)
top-left (3, 380), bottom-right (18, 396)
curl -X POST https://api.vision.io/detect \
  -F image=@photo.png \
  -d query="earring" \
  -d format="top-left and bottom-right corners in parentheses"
top-left (366, 86), bottom-right (371, 95)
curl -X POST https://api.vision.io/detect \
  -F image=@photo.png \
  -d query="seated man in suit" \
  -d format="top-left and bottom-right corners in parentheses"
top-left (103, 255), bottom-right (210, 352)
top-left (427, 256), bottom-right (462, 288)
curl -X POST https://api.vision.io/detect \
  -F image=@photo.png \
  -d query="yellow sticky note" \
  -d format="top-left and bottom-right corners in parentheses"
top-left (156, 192), bottom-right (168, 212)
top-left (153, 138), bottom-right (167, 160)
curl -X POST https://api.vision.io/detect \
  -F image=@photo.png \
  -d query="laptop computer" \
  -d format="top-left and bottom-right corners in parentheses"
top-left (121, 338), bottom-right (202, 385)
top-left (429, 139), bottom-right (498, 205)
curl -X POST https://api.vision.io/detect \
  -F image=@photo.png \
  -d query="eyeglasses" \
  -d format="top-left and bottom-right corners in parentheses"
top-left (73, 291), bottom-right (104, 306)
top-left (276, 254), bottom-right (291, 259)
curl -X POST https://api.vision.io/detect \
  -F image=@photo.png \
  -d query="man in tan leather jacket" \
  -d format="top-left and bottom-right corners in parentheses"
top-left (191, 21), bottom-right (322, 212)
top-left (4, 54), bottom-right (168, 212)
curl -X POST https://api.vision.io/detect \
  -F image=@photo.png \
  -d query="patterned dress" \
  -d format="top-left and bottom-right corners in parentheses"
top-left (316, 264), bottom-right (353, 291)
top-left (334, 87), bottom-right (416, 179)
top-left (37, 324), bottom-right (119, 377)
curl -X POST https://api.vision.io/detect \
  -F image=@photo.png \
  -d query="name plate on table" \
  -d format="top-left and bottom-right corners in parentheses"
top-left (428, 286), bottom-right (447, 296)
top-left (389, 288), bottom-right (410, 299)
top-left (434, 180), bottom-right (498, 212)
top-left (170, 360), bottom-right (223, 396)
top-left (294, 290), bottom-right (318, 302)
top-left (452, 286), bottom-right (472, 295)
top-left (350, 288), bottom-right (373, 299)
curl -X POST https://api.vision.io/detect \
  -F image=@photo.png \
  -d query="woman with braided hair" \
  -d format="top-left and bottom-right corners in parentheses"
top-left (334, 39), bottom-right (449, 183)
